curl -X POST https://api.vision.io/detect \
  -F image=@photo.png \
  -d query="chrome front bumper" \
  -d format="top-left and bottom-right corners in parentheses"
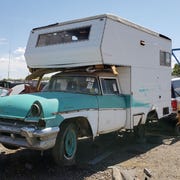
top-left (0, 125), bottom-right (59, 150)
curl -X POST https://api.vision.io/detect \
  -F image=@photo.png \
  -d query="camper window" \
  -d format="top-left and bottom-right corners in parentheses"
top-left (36, 26), bottom-right (91, 47)
top-left (160, 51), bottom-right (171, 67)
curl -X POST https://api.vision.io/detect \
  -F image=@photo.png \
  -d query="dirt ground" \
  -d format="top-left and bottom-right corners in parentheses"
top-left (0, 131), bottom-right (179, 180)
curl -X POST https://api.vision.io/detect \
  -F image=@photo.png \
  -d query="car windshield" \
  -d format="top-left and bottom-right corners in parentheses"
top-left (172, 79), bottom-right (180, 97)
top-left (45, 75), bottom-right (99, 95)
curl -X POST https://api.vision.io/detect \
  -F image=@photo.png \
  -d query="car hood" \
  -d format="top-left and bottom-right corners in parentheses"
top-left (0, 92), bottom-right (97, 119)
top-left (0, 93), bottom-right (56, 119)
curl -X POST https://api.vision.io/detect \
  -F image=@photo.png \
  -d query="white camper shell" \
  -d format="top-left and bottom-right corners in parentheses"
top-left (25, 14), bottom-right (172, 132)
top-left (25, 14), bottom-right (172, 119)
top-left (25, 14), bottom-right (171, 69)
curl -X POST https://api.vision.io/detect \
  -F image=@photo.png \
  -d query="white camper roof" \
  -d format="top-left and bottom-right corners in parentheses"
top-left (31, 14), bottom-right (167, 38)
top-left (25, 14), bottom-right (171, 70)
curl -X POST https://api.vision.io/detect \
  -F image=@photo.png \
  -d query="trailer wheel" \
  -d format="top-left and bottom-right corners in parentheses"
top-left (52, 123), bottom-right (77, 166)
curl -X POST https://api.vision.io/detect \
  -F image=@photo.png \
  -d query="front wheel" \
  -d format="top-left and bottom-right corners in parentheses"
top-left (52, 123), bottom-right (77, 166)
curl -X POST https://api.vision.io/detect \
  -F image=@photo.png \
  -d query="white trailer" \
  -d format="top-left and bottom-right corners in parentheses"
top-left (25, 14), bottom-right (171, 69)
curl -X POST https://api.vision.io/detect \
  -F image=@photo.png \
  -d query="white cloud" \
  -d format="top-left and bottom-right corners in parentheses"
top-left (13, 47), bottom-right (25, 55)
top-left (0, 47), bottom-right (29, 79)
top-left (0, 38), bottom-right (8, 45)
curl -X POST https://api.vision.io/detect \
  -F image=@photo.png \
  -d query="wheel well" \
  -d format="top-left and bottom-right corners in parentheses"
top-left (146, 110), bottom-right (158, 124)
top-left (60, 117), bottom-right (93, 138)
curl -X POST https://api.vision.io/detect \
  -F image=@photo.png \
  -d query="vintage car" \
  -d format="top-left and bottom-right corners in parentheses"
top-left (0, 71), bottom-right (109, 165)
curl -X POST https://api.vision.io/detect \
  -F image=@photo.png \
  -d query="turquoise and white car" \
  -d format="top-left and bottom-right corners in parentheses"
top-left (0, 70), bottom-right (131, 165)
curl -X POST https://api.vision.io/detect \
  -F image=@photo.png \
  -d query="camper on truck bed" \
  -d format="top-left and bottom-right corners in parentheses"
top-left (0, 14), bottom-right (172, 166)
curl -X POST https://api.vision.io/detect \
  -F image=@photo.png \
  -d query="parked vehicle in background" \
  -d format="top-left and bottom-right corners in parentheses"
top-left (171, 77), bottom-right (180, 113)
top-left (9, 84), bottom-right (32, 95)
top-left (0, 80), bottom-right (24, 89)
top-left (0, 80), bottom-right (47, 96)
top-left (0, 81), bottom-right (12, 88)
top-left (170, 48), bottom-right (180, 134)
top-left (0, 87), bottom-right (11, 97)
top-left (0, 84), bottom-right (36, 96)
top-left (171, 48), bottom-right (180, 113)
top-left (0, 14), bottom-right (173, 166)
top-left (171, 77), bottom-right (180, 134)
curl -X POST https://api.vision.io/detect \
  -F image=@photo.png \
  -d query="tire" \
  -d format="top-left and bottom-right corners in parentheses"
top-left (52, 123), bottom-right (77, 166)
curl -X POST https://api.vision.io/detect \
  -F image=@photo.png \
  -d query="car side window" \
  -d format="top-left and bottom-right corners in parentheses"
top-left (101, 78), bottom-right (119, 95)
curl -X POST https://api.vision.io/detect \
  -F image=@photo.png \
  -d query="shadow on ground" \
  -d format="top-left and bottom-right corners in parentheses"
top-left (0, 131), bottom-right (179, 180)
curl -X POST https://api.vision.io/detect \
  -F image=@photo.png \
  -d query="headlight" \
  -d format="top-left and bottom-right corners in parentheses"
top-left (31, 103), bottom-right (41, 117)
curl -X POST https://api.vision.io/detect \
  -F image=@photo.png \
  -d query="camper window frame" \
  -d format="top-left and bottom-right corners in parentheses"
top-left (160, 51), bottom-right (171, 67)
top-left (36, 26), bottom-right (91, 47)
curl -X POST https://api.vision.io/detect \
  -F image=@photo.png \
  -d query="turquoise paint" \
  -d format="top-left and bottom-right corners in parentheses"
top-left (131, 99), bottom-right (150, 108)
top-left (126, 94), bottom-right (150, 108)
top-left (0, 94), bottom-right (39, 118)
top-left (124, 95), bottom-right (131, 108)
top-left (0, 93), bottom-right (62, 127)
top-left (0, 92), bottom-right (149, 128)
top-left (97, 95), bottom-right (127, 108)
top-left (0, 92), bottom-right (99, 127)
top-left (65, 128), bottom-right (77, 157)
top-left (139, 88), bottom-right (149, 93)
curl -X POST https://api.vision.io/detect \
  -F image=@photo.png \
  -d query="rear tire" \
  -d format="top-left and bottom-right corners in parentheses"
top-left (52, 123), bottom-right (77, 166)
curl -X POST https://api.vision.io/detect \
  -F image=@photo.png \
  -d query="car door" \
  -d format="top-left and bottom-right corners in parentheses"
top-left (97, 77), bottom-right (127, 133)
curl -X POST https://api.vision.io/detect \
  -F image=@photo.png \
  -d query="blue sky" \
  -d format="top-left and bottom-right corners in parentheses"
top-left (0, 0), bottom-right (180, 79)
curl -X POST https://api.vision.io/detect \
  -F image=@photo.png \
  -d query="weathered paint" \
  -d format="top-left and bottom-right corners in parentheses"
top-left (0, 92), bottom-right (149, 122)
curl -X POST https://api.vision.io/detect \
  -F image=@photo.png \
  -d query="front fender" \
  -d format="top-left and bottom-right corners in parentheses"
top-left (40, 98), bottom-right (64, 127)
top-left (25, 98), bottom-right (64, 127)
top-left (39, 98), bottom-right (59, 118)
